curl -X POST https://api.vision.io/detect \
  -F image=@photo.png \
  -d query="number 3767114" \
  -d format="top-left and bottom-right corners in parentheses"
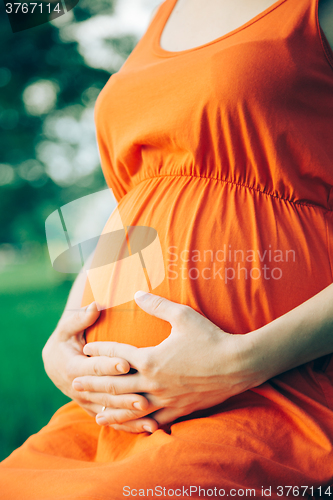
top-left (5, 3), bottom-right (62, 14)
top-left (276, 485), bottom-right (332, 497)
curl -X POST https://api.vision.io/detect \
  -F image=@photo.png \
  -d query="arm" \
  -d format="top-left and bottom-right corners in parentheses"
top-left (249, 282), bottom-right (333, 380)
top-left (76, 283), bottom-right (333, 432)
top-left (56, 266), bottom-right (88, 326)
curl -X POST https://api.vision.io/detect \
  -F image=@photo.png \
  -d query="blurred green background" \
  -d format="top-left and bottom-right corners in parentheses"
top-left (0, 0), bottom-right (158, 460)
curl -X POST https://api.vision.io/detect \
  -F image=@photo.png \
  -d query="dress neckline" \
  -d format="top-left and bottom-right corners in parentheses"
top-left (152, 0), bottom-right (288, 58)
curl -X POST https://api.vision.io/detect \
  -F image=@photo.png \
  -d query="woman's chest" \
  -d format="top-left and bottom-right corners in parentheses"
top-left (159, 0), bottom-right (285, 52)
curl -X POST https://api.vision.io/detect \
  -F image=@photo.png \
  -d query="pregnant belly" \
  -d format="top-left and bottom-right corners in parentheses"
top-left (83, 176), bottom-right (333, 347)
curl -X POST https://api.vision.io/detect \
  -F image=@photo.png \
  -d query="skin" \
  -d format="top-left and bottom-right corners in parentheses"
top-left (42, 303), bottom-right (150, 419)
top-left (157, 0), bottom-right (333, 52)
top-left (42, 0), bottom-right (333, 435)
top-left (160, 0), bottom-right (296, 51)
top-left (75, 285), bottom-right (333, 433)
top-left (42, 260), bottom-right (151, 419)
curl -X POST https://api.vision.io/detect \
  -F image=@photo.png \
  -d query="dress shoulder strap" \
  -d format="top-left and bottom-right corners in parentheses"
top-left (122, 0), bottom-right (171, 61)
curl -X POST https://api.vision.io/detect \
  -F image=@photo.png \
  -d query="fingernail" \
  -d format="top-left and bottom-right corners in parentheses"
top-left (133, 402), bottom-right (142, 410)
top-left (142, 425), bottom-right (152, 433)
top-left (86, 302), bottom-right (96, 312)
top-left (134, 290), bottom-right (149, 301)
top-left (96, 416), bottom-right (108, 426)
top-left (116, 363), bottom-right (127, 374)
top-left (73, 381), bottom-right (84, 391)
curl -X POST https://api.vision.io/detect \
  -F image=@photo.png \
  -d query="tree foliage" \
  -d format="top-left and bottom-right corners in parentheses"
top-left (0, 0), bottom-right (138, 246)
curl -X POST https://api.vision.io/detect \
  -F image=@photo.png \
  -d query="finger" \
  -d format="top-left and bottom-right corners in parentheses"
top-left (83, 341), bottom-right (149, 370)
top-left (70, 355), bottom-right (131, 380)
top-left (150, 407), bottom-right (185, 426)
top-left (75, 391), bottom-right (150, 412)
top-left (72, 372), bottom-right (145, 394)
top-left (59, 302), bottom-right (100, 340)
top-left (72, 373), bottom-right (142, 393)
top-left (134, 291), bottom-right (193, 327)
top-left (96, 408), bottom-right (160, 431)
top-left (95, 407), bottom-right (149, 426)
top-left (73, 356), bottom-right (130, 384)
top-left (109, 417), bottom-right (159, 434)
top-left (74, 400), bottom-right (103, 418)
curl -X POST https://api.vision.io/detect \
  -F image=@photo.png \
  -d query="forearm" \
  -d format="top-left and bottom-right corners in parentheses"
top-left (56, 252), bottom-right (94, 328)
top-left (247, 282), bottom-right (333, 382)
top-left (58, 270), bottom-right (87, 323)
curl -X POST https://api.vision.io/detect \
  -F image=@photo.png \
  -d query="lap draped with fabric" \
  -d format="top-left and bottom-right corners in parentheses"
top-left (1, 0), bottom-right (333, 498)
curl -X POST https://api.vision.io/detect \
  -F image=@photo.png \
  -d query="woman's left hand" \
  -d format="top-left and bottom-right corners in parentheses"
top-left (74, 292), bottom-right (264, 433)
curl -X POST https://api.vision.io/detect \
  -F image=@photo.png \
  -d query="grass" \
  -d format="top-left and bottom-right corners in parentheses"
top-left (0, 253), bottom-right (74, 461)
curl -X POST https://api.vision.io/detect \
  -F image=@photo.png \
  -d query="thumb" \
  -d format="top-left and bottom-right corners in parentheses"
top-left (134, 291), bottom-right (189, 326)
top-left (59, 302), bottom-right (100, 340)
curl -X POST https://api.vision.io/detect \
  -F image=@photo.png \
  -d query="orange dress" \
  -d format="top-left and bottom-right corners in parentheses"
top-left (1, 0), bottom-right (333, 498)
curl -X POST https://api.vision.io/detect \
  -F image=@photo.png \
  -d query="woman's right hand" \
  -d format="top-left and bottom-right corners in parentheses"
top-left (42, 302), bottom-right (150, 418)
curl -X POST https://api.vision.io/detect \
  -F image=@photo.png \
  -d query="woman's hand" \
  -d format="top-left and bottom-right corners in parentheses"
top-left (74, 292), bottom-right (263, 432)
top-left (42, 302), bottom-right (150, 418)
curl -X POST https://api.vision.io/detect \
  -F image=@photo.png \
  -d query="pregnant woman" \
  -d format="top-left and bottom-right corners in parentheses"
top-left (1, 0), bottom-right (333, 498)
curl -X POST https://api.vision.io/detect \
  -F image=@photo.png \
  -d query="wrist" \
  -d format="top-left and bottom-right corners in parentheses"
top-left (242, 320), bottom-right (308, 384)
top-left (214, 330), bottom-right (268, 395)
top-left (233, 329), bottom-right (272, 389)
